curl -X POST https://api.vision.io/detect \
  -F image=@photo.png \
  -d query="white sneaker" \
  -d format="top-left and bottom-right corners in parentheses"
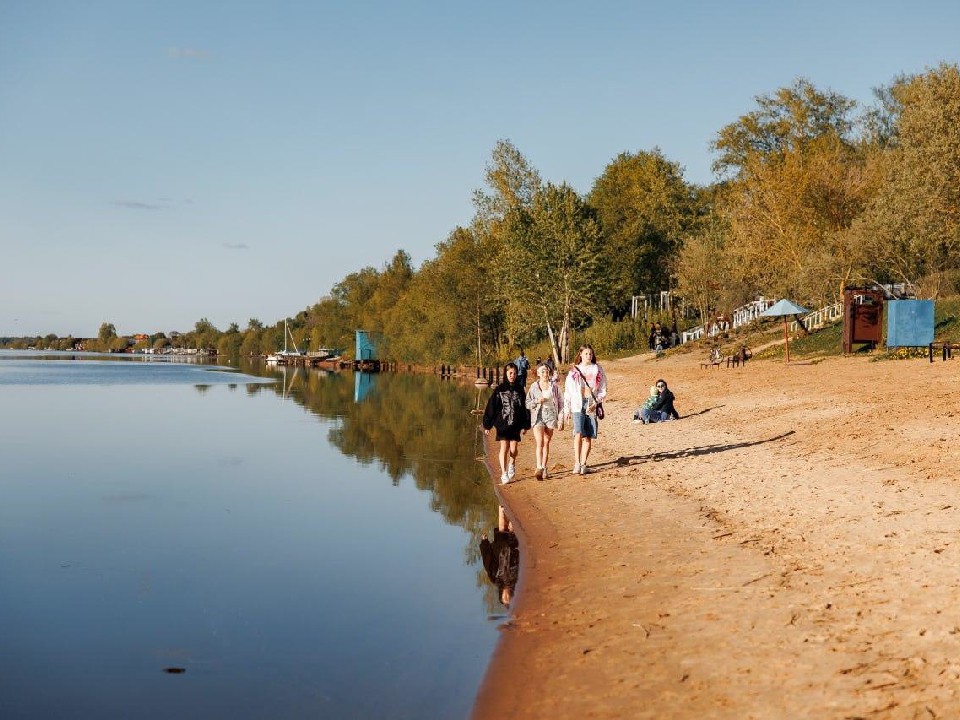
top-left (580, 464), bottom-right (588, 475)
top-left (501, 472), bottom-right (510, 484)
top-left (507, 464), bottom-right (516, 480)
top-left (542, 467), bottom-right (549, 479)
top-left (572, 464), bottom-right (581, 474)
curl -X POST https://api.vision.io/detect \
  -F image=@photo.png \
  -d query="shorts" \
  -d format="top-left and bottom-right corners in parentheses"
top-left (572, 411), bottom-right (597, 439)
top-left (495, 428), bottom-right (522, 442)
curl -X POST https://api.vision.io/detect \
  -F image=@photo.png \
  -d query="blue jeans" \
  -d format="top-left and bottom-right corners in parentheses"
top-left (641, 408), bottom-right (670, 423)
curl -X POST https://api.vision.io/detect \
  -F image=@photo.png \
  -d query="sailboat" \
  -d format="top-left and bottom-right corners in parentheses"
top-left (265, 320), bottom-right (305, 364)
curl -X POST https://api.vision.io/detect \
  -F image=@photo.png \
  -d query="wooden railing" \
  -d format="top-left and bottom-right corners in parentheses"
top-left (681, 299), bottom-right (843, 345)
top-left (790, 302), bottom-right (843, 332)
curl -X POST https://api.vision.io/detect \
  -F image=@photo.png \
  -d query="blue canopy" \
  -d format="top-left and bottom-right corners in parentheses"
top-left (760, 299), bottom-right (810, 317)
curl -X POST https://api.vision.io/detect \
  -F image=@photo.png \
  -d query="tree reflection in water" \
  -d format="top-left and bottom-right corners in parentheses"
top-left (237, 359), bottom-right (508, 613)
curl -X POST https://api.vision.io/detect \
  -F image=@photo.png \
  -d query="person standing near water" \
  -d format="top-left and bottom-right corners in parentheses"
top-left (526, 361), bottom-right (564, 480)
top-left (563, 344), bottom-right (607, 475)
top-left (482, 362), bottom-right (531, 484)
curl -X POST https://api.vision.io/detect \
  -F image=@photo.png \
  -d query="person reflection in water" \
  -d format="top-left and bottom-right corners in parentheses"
top-left (479, 506), bottom-right (520, 608)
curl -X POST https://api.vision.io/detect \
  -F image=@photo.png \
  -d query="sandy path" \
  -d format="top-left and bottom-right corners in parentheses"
top-left (472, 350), bottom-right (960, 719)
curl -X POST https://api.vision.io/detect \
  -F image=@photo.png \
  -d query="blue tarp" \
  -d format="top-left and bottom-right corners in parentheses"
top-left (886, 300), bottom-right (934, 348)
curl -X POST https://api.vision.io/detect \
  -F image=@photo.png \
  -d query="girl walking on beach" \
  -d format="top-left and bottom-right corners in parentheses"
top-left (526, 361), bottom-right (564, 480)
top-left (563, 344), bottom-right (607, 475)
top-left (482, 362), bottom-right (531, 484)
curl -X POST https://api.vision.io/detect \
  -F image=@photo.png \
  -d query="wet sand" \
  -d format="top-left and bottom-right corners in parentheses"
top-left (472, 350), bottom-right (960, 719)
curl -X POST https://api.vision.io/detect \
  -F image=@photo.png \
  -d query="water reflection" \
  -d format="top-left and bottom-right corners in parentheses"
top-left (237, 361), bottom-right (499, 530)
top-left (0, 356), bottom-right (506, 719)
top-left (479, 506), bottom-right (520, 610)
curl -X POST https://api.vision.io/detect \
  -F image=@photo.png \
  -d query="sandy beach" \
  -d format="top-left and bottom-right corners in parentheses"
top-left (472, 349), bottom-right (960, 719)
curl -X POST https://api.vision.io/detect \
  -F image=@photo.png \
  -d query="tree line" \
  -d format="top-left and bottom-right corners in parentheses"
top-left (5, 64), bottom-right (959, 365)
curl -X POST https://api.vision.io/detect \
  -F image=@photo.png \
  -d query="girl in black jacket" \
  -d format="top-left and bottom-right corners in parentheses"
top-left (482, 362), bottom-right (531, 484)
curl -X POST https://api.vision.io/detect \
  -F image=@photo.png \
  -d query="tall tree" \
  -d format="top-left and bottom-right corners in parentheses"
top-left (855, 63), bottom-right (960, 296)
top-left (712, 79), bottom-right (866, 306)
top-left (588, 149), bottom-right (695, 313)
top-left (674, 215), bottom-right (735, 326)
top-left (473, 139), bottom-right (542, 224)
top-left (501, 182), bottom-right (605, 364)
top-left (98, 322), bottom-right (117, 343)
top-left (713, 78), bottom-right (856, 178)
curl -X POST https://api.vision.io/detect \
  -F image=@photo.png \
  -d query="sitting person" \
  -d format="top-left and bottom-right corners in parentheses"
top-left (633, 385), bottom-right (659, 422)
top-left (641, 379), bottom-right (680, 423)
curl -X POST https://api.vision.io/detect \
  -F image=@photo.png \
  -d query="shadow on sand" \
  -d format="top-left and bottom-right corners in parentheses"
top-left (681, 404), bottom-right (724, 418)
top-left (601, 430), bottom-right (796, 470)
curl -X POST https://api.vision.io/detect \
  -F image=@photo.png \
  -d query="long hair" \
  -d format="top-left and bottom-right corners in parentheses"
top-left (577, 344), bottom-right (597, 364)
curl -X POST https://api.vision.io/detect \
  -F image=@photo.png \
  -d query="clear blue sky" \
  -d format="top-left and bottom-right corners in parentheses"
top-left (2, 1), bottom-right (958, 338)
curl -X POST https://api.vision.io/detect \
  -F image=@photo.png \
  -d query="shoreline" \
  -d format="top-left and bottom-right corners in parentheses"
top-left (472, 349), bottom-right (960, 718)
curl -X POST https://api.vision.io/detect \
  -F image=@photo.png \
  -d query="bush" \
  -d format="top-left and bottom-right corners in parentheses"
top-left (580, 318), bottom-right (648, 357)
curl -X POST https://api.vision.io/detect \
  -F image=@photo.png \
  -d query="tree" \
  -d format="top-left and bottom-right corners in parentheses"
top-left (387, 226), bottom-right (502, 364)
top-left (473, 138), bottom-right (542, 224)
top-left (711, 79), bottom-right (867, 306)
top-left (675, 215), bottom-right (735, 326)
top-left (501, 182), bottom-right (605, 364)
top-left (470, 139), bottom-right (543, 356)
top-left (855, 63), bottom-right (960, 296)
top-left (98, 322), bottom-right (117, 343)
top-left (713, 78), bottom-right (856, 177)
top-left (192, 317), bottom-right (220, 351)
top-left (588, 149), bottom-right (696, 312)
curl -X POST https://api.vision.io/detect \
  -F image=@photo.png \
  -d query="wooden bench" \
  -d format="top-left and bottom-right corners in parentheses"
top-left (930, 342), bottom-right (960, 362)
top-left (700, 351), bottom-right (724, 369)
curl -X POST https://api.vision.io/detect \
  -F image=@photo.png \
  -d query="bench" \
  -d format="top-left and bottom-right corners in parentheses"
top-left (700, 351), bottom-right (723, 369)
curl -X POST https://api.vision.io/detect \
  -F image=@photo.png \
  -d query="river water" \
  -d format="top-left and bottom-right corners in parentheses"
top-left (0, 351), bottom-right (505, 719)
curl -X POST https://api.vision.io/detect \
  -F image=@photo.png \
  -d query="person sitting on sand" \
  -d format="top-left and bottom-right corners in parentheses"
top-left (634, 385), bottom-right (660, 423)
top-left (641, 379), bottom-right (680, 423)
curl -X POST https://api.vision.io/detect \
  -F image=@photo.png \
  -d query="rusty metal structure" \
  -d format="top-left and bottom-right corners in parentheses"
top-left (842, 286), bottom-right (885, 353)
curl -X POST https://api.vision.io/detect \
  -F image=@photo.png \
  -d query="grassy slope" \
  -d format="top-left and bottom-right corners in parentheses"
top-left (657, 297), bottom-right (960, 364)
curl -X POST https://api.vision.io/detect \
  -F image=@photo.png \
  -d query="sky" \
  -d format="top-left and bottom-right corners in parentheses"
top-left (2, 1), bottom-right (959, 339)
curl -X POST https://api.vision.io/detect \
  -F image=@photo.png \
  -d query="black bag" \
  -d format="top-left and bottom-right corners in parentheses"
top-left (596, 402), bottom-right (605, 420)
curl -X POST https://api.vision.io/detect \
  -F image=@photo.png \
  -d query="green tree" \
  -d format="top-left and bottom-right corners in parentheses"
top-left (473, 138), bottom-right (542, 224)
top-left (98, 322), bottom-right (117, 343)
top-left (588, 149), bottom-right (696, 313)
top-left (501, 182), bottom-right (605, 364)
top-left (192, 317), bottom-right (220, 350)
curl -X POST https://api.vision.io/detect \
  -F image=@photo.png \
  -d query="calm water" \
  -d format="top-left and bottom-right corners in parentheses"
top-left (0, 351), bottom-right (503, 719)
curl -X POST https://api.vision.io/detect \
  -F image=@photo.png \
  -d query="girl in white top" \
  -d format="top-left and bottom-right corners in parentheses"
top-left (563, 344), bottom-right (607, 475)
top-left (526, 362), bottom-right (564, 480)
